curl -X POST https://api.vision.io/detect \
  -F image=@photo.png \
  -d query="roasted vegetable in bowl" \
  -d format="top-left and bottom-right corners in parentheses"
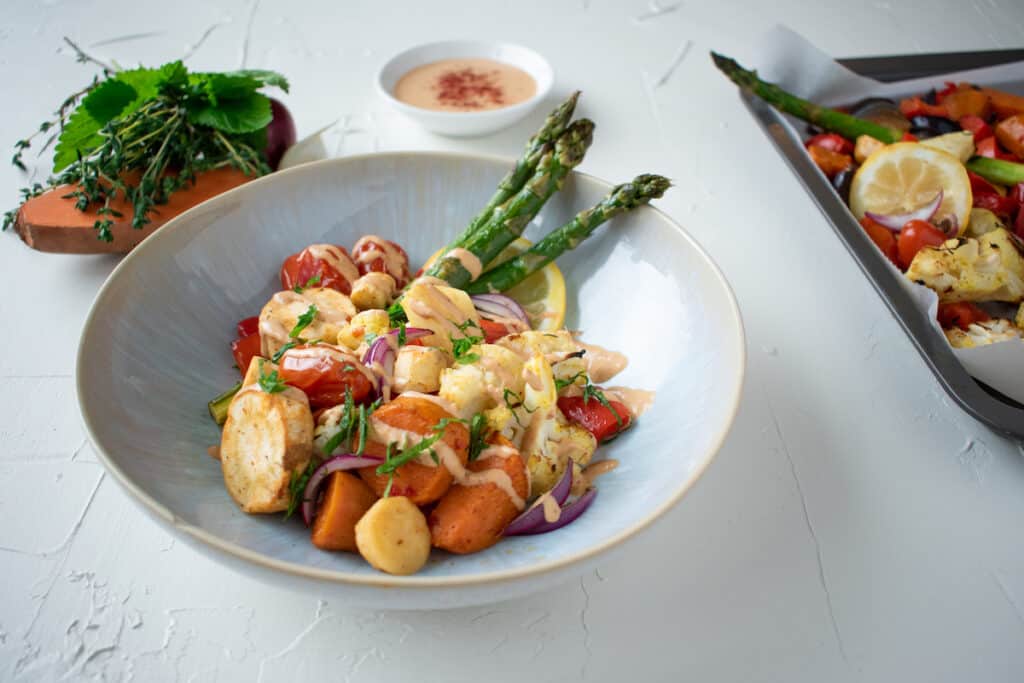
top-left (207, 93), bottom-right (671, 575)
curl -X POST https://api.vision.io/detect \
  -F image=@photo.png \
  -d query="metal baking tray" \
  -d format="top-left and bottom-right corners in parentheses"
top-left (739, 50), bottom-right (1024, 439)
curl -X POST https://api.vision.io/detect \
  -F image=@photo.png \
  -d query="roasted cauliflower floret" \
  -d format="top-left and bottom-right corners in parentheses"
top-left (336, 309), bottom-right (390, 350)
top-left (350, 272), bottom-right (397, 312)
top-left (259, 288), bottom-right (356, 358)
top-left (438, 343), bottom-right (524, 418)
top-left (393, 345), bottom-right (447, 394)
top-left (945, 318), bottom-right (1023, 348)
top-left (497, 329), bottom-right (579, 360)
top-left (964, 208), bottom-right (1007, 239)
top-left (517, 352), bottom-right (597, 495)
top-left (905, 228), bottom-right (1024, 303)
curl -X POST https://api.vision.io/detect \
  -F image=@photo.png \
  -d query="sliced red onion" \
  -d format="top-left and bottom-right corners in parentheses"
top-left (865, 190), bottom-right (943, 231)
top-left (361, 327), bottom-right (431, 393)
top-left (470, 294), bottom-right (530, 327)
top-left (514, 488), bottom-right (598, 536)
top-left (503, 465), bottom-right (573, 535)
top-left (301, 454), bottom-right (384, 526)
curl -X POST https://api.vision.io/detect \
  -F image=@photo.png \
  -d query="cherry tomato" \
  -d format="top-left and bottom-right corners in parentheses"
top-left (557, 396), bottom-right (632, 443)
top-left (976, 137), bottom-right (1016, 161)
top-left (805, 133), bottom-right (854, 156)
top-left (859, 217), bottom-right (898, 266)
top-left (351, 238), bottom-right (411, 288)
top-left (974, 192), bottom-right (1018, 220)
top-left (236, 316), bottom-right (259, 338)
top-left (479, 318), bottom-right (511, 343)
top-left (897, 220), bottom-right (948, 270)
top-left (277, 345), bottom-right (375, 409)
top-left (968, 171), bottom-right (1002, 197)
top-left (937, 302), bottom-right (990, 331)
top-left (280, 246), bottom-right (355, 295)
top-left (231, 333), bottom-right (262, 377)
top-left (960, 115), bottom-right (993, 143)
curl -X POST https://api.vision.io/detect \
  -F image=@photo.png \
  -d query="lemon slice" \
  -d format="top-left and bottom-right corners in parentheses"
top-left (422, 239), bottom-right (566, 330)
top-left (849, 142), bottom-right (972, 235)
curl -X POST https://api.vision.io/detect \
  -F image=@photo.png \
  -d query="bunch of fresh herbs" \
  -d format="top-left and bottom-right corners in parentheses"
top-left (4, 39), bottom-right (288, 242)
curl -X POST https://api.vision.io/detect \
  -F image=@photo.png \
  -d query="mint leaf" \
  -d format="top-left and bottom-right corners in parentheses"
top-left (225, 69), bottom-right (290, 92)
top-left (189, 91), bottom-right (271, 134)
top-left (114, 67), bottom-right (163, 103)
top-left (191, 72), bottom-right (262, 106)
top-left (158, 61), bottom-right (188, 89)
top-left (53, 78), bottom-right (142, 172)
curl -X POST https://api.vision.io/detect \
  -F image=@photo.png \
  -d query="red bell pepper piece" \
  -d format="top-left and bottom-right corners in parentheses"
top-left (478, 318), bottom-right (512, 344)
top-left (960, 115), bottom-right (993, 143)
top-left (899, 96), bottom-right (949, 119)
top-left (805, 133), bottom-right (854, 156)
top-left (558, 396), bottom-right (632, 443)
top-left (236, 316), bottom-right (259, 338)
top-left (976, 137), bottom-right (1016, 160)
top-left (859, 217), bottom-right (899, 266)
top-left (937, 302), bottom-right (990, 330)
top-left (935, 81), bottom-right (959, 103)
top-left (968, 171), bottom-right (1001, 196)
top-left (973, 192), bottom-right (1018, 220)
top-left (901, 132), bottom-right (919, 142)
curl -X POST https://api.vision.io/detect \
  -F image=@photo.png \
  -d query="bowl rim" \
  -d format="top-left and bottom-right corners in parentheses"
top-left (375, 40), bottom-right (554, 120)
top-left (77, 150), bottom-right (746, 589)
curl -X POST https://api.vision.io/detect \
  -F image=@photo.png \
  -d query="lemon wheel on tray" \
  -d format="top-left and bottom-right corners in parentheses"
top-left (422, 238), bottom-right (566, 330)
top-left (849, 142), bottom-right (973, 235)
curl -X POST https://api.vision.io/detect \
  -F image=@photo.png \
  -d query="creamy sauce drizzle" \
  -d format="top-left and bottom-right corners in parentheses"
top-left (353, 271), bottom-right (397, 302)
top-left (395, 391), bottom-right (461, 416)
top-left (352, 235), bottom-right (407, 283)
top-left (284, 345), bottom-right (378, 387)
top-left (258, 290), bottom-right (353, 354)
top-left (442, 248), bottom-right (483, 281)
top-left (369, 417), bottom-right (525, 510)
top-left (305, 244), bottom-right (359, 285)
top-left (406, 282), bottom-right (476, 346)
top-left (603, 387), bottom-right (656, 418)
top-left (235, 379), bottom-right (308, 404)
top-left (578, 342), bottom-right (628, 383)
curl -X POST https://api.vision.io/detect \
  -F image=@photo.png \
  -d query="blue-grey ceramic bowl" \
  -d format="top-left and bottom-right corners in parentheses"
top-left (77, 152), bottom-right (745, 609)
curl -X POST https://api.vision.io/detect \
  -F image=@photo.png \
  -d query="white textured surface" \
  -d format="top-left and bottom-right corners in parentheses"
top-left (2, 0), bottom-right (1024, 680)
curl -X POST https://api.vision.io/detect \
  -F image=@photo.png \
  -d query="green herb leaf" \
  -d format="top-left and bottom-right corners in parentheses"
top-left (284, 459), bottom-right (317, 520)
top-left (224, 69), bottom-right (290, 92)
top-left (289, 304), bottom-right (318, 338)
top-left (271, 340), bottom-right (301, 363)
top-left (451, 333), bottom-right (484, 364)
top-left (157, 60), bottom-right (188, 89)
top-left (52, 77), bottom-right (141, 172)
top-left (555, 371), bottom-right (587, 391)
top-left (387, 302), bottom-right (407, 327)
top-left (320, 388), bottom-right (355, 455)
top-left (189, 91), bottom-right (272, 134)
top-left (376, 418), bottom-right (464, 475)
top-left (257, 360), bottom-right (288, 394)
top-left (583, 381), bottom-right (623, 429)
top-left (467, 413), bottom-right (490, 462)
top-left (397, 323), bottom-right (407, 347)
top-left (291, 273), bottom-right (321, 294)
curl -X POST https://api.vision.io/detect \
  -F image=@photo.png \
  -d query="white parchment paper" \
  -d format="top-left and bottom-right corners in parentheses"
top-left (753, 25), bottom-right (1024, 404)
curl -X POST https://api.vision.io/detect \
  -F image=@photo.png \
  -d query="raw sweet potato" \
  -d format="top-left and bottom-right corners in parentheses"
top-left (942, 88), bottom-right (991, 121)
top-left (995, 114), bottom-right (1024, 160)
top-left (429, 437), bottom-right (529, 554)
top-left (358, 396), bottom-right (469, 505)
top-left (310, 471), bottom-right (378, 551)
top-left (14, 167), bottom-right (251, 254)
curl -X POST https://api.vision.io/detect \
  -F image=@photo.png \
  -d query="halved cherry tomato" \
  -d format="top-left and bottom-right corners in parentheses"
top-left (351, 238), bottom-right (412, 288)
top-left (897, 220), bottom-right (948, 270)
top-left (974, 192), bottom-right (1018, 220)
top-left (937, 302), bottom-right (990, 331)
top-left (231, 333), bottom-right (262, 376)
top-left (280, 246), bottom-right (356, 295)
top-left (479, 318), bottom-right (511, 343)
top-left (557, 396), bottom-right (632, 443)
top-left (960, 115), bottom-right (993, 143)
top-left (277, 345), bottom-right (375, 409)
top-left (236, 316), bottom-right (259, 338)
top-left (859, 217), bottom-right (898, 266)
top-left (968, 171), bottom-right (1002, 197)
top-left (805, 133), bottom-right (854, 156)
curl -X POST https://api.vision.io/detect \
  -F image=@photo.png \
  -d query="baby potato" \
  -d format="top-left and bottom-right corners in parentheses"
top-left (259, 288), bottom-right (356, 358)
top-left (355, 496), bottom-right (431, 575)
top-left (220, 382), bottom-right (314, 513)
top-left (350, 272), bottom-right (397, 311)
top-left (393, 345), bottom-right (447, 393)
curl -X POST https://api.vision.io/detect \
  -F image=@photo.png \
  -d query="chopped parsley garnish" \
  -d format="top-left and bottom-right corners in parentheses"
top-left (289, 304), bottom-right (318, 338)
top-left (397, 322), bottom-right (407, 347)
top-left (320, 391), bottom-right (382, 456)
top-left (451, 332), bottom-right (484, 364)
top-left (387, 301), bottom-right (407, 327)
top-left (271, 341), bottom-right (300, 363)
top-left (503, 388), bottom-right (523, 408)
top-left (467, 413), bottom-right (490, 462)
top-left (257, 360), bottom-right (288, 394)
top-left (291, 273), bottom-right (321, 293)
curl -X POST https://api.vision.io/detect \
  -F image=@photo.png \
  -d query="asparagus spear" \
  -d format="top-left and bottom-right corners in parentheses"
top-left (427, 118), bottom-right (596, 289)
top-left (466, 174), bottom-right (672, 295)
top-left (444, 91), bottom-right (581, 252)
top-left (208, 382), bottom-right (241, 425)
top-left (966, 156), bottom-right (1024, 186)
top-left (711, 52), bottom-right (900, 144)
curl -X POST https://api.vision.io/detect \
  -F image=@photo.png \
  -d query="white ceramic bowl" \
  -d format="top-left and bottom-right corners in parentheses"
top-left (77, 152), bottom-right (745, 609)
top-left (377, 41), bottom-right (554, 137)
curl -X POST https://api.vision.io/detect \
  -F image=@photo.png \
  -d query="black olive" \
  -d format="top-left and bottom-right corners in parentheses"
top-left (849, 97), bottom-right (910, 133)
top-left (909, 115), bottom-right (959, 139)
top-left (832, 164), bottom-right (856, 203)
top-left (923, 88), bottom-right (938, 105)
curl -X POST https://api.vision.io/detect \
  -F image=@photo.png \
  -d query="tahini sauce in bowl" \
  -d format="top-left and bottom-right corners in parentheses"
top-left (393, 59), bottom-right (537, 112)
